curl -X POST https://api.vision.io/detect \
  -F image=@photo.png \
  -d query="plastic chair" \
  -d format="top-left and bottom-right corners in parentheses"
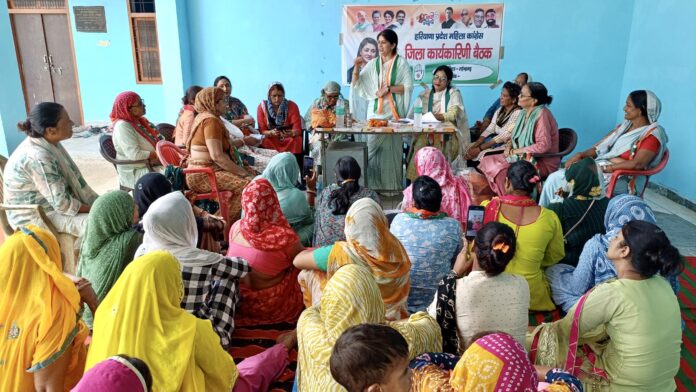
top-left (0, 154), bottom-right (79, 272)
top-left (606, 149), bottom-right (669, 198)
top-left (156, 123), bottom-right (176, 143)
top-left (156, 141), bottom-right (232, 235)
top-left (99, 134), bottom-right (154, 192)
top-left (533, 128), bottom-right (578, 161)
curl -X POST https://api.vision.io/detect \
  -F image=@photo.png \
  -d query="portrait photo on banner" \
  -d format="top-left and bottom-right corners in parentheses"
top-left (342, 3), bottom-right (504, 86)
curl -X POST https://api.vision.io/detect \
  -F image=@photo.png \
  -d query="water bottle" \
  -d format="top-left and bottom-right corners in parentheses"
top-left (335, 98), bottom-right (345, 128)
top-left (413, 97), bottom-right (423, 128)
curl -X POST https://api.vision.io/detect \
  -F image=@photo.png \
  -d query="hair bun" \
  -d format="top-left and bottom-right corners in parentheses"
top-left (17, 119), bottom-right (31, 132)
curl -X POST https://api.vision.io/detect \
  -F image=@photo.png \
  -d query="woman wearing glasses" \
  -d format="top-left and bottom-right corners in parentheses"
top-left (110, 91), bottom-right (163, 189)
top-left (304, 81), bottom-right (351, 168)
top-left (407, 65), bottom-right (470, 180)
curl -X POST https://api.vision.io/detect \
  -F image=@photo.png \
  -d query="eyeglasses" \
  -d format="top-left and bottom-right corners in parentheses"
top-left (326, 94), bottom-right (340, 99)
top-left (129, 100), bottom-right (145, 109)
top-left (432, 75), bottom-right (448, 82)
top-left (519, 94), bottom-right (532, 98)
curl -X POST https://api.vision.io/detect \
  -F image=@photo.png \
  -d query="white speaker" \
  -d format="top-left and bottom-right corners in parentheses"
top-left (322, 141), bottom-right (369, 188)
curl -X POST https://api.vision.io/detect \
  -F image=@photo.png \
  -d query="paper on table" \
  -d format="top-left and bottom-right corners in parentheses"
top-left (421, 112), bottom-right (441, 123)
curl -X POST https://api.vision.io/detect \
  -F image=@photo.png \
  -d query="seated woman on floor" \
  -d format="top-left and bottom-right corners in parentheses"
top-left (546, 194), bottom-right (679, 312)
top-left (530, 220), bottom-right (683, 391)
top-left (174, 85), bottom-right (203, 146)
top-left (110, 91), bottom-right (163, 189)
top-left (391, 176), bottom-right (462, 313)
top-left (135, 191), bottom-right (249, 349)
top-left (465, 81), bottom-right (522, 162)
top-left (294, 197), bottom-right (411, 320)
top-left (546, 157), bottom-right (609, 267)
top-left (77, 190), bottom-right (142, 328)
top-left (540, 90), bottom-right (667, 206)
top-left (479, 82), bottom-right (559, 196)
top-left (0, 226), bottom-right (97, 391)
top-left (4, 102), bottom-right (98, 244)
top-left (427, 222), bottom-right (529, 354)
top-left (482, 160), bottom-right (564, 311)
top-left (214, 76), bottom-right (277, 173)
top-left (257, 82), bottom-right (303, 163)
top-left (304, 81), bottom-right (351, 168)
top-left (407, 65), bottom-right (470, 180)
top-left (259, 152), bottom-right (315, 246)
top-left (185, 86), bottom-right (254, 223)
top-left (402, 146), bottom-right (472, 226)
top-left (312, 156), bottom-right (380, 247)
top-left (214, 75), bottom-right (256, 133)
top-left (227, 179), bottom-right (305, 326)
top-left (85, 251), bottom-right (294, 392)
top-left (296, 263), bottom-right (441, 391)
top-left (134, 172), bottom-right (225, 252)
top-left (73, 355), bottom-right (152, 392)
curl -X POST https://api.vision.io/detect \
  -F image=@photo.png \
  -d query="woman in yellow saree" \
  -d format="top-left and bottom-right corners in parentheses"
top-left (0, 225), bottom-right (90, 391)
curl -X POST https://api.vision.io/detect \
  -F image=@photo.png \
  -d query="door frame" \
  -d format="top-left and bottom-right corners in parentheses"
top-left (9, 1), bottom-right (84, 124)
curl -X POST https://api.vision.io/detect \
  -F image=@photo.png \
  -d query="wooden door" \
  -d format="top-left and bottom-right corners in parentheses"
top-left (43, 14), bottom-right (81, 125)
top-left (10, 11), bottom-right (83, 124)
top-left (11, 14), bottom-right (54, 106)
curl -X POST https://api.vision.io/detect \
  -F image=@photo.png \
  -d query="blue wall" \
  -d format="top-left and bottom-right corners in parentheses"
top-left (620, 0), bottom-right (696, 201)
top-left (0, 1), bottom-right (29, 156)
top-left (69, 0), bottom-right (167, 123)
top-left (184, 0), bottom-right (634, 151)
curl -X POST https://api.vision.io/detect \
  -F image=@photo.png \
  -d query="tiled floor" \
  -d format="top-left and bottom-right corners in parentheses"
top-left (62, 132), bottom-right (695, 256)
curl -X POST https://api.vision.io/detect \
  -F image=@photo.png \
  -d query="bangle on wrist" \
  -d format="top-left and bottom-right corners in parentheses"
top-left (306, 190), bottom-right (316, 195)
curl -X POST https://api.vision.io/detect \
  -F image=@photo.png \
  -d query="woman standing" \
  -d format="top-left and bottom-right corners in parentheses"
top-left (352, 29), bottom-right (414, 191)
top-left (408, 65), bottom-right (470, 180)
top-left (478, 82), bottom-right (559, 196)
top-left (257, 82), bottom-right (304, 167)
top-left (110, 91), bottom-right (163, 189)
top-left (4, 102), bottom-right (98, 241)
top-left (530, 220), bottom-right (683, 391)
top-left (185, 87), bottom-right (253, 223)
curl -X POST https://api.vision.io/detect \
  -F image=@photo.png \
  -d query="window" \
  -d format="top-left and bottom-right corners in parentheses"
top-left (128, 0), bottom-right (161, 83)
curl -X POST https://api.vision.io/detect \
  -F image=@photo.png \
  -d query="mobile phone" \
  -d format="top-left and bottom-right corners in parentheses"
top-left (465, 205), bottom-right (485, 240)
top-left (302, 156), bottom-right (315, 180)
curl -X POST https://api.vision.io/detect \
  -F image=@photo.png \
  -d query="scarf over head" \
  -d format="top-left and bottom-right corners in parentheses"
top-left (450, 332), bottom-right (538, 391)
top-left (110, 91), bottom-right (161, 148)
top-left (296, 264), bottom-right (442, 391)
top-left (135, 191), bottom-right (224, 267)
top-left (186, 87), bottom-right (230, 148)
top-left (85, 251), bottom-right (238, 391)
top-left (258, 152), bottom-right (312, 225)
top-left (402, 147), bottom-right (472, 225)
top-left (134, 172), bottom-right (173, 219)
top-left (595, 90), bottom-right (667, 167)
top-left (239, 178), bottom-right (299, 251)
top-left (580, 194), bottom-right (677, 292)
top-left (72, 356), bottom-right (148, 392)
top-left (78, 191), bottom-right (141, 327)
top-left (265, 82), bottom-right (289, 127)
top-left (565, 157), bottom-right (603, 200)
top-left (327, 197), bottom-right (411, 320)
top-left (0, 225), bottom-right (87, 390)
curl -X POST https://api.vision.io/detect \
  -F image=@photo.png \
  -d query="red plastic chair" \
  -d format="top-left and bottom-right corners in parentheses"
top-left (606, 149), bottom-right (669, 198)
top-left (156, 141), bottom-right (233, 235)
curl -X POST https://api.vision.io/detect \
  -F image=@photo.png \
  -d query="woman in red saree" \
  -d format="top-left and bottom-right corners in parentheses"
top-left (227, 178), bottom-right (304, 326)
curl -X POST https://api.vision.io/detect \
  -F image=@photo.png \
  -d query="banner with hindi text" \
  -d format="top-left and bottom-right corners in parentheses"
top-left (342, 4), bottom-right (504, 86)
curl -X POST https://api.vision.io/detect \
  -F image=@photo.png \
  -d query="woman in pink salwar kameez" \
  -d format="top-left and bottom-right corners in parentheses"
top-left (478, 82), bottom-right (559, 196)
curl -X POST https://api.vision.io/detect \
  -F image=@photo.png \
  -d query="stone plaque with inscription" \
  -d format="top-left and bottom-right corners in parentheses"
top-left (73, 6), bottom-right (107, 33)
